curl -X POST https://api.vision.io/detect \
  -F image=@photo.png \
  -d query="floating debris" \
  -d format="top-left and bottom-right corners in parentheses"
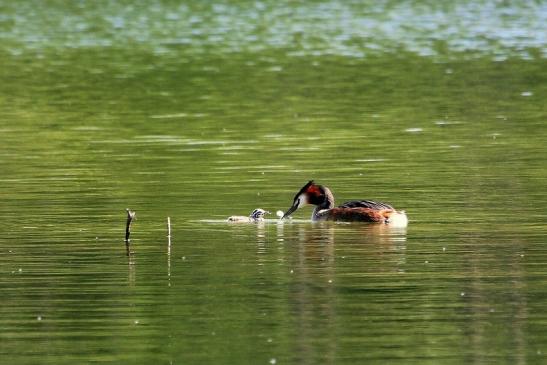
top-left (150, 113), bottom-right (188, 119)
top-left (405, 128), bottom-right (423, 133)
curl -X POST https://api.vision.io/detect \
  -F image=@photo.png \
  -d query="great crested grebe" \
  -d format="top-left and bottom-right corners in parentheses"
top-left (281, 181), bottom-right (407, 226)
top-left (227, 208), bottom-right (270, 223)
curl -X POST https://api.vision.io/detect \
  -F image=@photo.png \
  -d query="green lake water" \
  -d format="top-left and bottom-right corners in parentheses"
top-left (1, 1), bottom-right (546, 364)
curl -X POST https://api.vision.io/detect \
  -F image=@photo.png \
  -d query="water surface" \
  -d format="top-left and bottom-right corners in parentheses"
top-left (1, 1), bottom-right (546, 364)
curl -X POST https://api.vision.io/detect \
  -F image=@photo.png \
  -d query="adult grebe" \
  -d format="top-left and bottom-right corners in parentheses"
top-left (281, 181), bottom-right (407, 226)
top-left (227, 208), bottom-right (270, 223)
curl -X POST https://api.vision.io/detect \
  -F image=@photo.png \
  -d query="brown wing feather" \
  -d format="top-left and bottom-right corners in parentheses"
top-left (338, 200), bottom-right (394, 210)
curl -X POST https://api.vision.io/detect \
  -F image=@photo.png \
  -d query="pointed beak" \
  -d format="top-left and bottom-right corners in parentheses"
top-left (281, 202), bottom-right (298, 220)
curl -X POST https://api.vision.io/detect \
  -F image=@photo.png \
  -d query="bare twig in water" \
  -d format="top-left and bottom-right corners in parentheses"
top-left (167, 217), bottom-right (171, 243)
top-left (125, 209), bottom-right (136, 244)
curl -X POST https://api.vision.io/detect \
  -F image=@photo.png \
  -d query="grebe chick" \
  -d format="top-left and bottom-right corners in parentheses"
top-left (281, 181), bottom-right (407, 226)
top-left (227, 208), bottom-right (270, 223)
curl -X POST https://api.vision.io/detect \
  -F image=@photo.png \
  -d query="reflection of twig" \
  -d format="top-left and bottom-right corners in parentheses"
top-left (125, 209), bottom-right (136, 244)
top-left (167, 217), bottom-right (171, 286)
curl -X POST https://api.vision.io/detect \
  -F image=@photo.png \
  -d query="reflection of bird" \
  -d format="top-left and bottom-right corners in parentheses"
top-left (281, 181), bottom-right (407, 226)
top-left (227, 208), bottom-right (270, 223)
